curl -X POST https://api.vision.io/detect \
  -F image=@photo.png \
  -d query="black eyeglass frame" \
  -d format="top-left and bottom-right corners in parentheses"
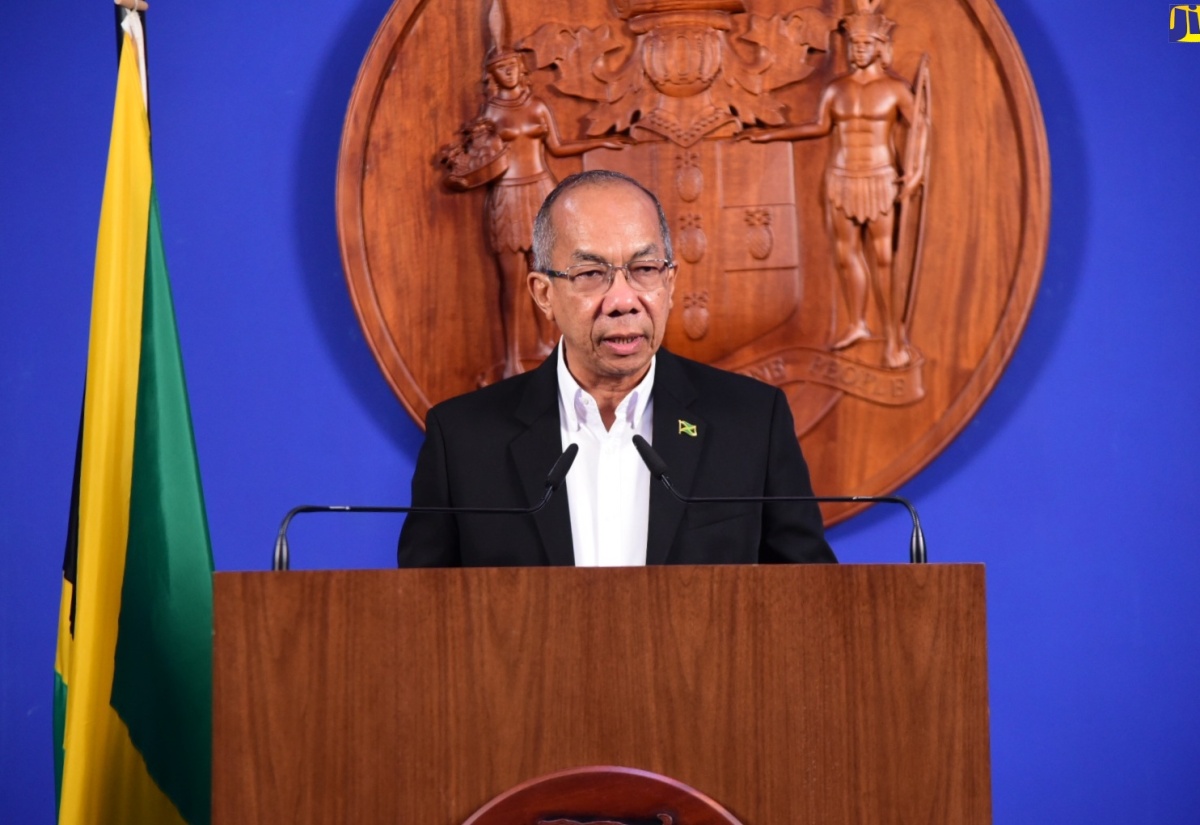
top-left (542, 259), bottom-right (677, 293)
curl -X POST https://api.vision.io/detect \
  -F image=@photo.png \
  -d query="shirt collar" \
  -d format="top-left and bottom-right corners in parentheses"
top-left (556, 339), bottom-right (656, 433)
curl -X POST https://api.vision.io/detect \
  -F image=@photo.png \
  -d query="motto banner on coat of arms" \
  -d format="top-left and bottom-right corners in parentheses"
top-left (336, 0), bottom-right (1049, 524)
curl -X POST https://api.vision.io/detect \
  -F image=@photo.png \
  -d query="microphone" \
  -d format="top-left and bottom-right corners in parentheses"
top-left (631, 435), bottom-right (927, 564)
top-left (271, 444), bottom-right (579, 571)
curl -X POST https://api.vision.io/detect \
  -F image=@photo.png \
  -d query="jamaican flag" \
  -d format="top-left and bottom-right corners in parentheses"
top-left (54, 9), bottom-right (213, 824)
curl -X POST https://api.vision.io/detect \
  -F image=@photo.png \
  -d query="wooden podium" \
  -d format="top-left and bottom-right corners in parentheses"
top-left (213, 564), bottom-right (991, 823)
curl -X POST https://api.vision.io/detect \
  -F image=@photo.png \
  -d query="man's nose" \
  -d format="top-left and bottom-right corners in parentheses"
top-left (603, 268), bottom-right (641, 312)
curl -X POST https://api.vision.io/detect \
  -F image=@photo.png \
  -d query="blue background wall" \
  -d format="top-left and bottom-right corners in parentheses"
top-left (3, 2), bottom-right (1198, 822)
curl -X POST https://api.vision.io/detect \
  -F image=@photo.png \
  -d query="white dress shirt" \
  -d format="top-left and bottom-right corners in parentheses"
top-left (556, 343), bottom-right (655, 566)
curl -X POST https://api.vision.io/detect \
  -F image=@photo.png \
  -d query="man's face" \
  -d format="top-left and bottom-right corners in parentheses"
top-left (849, 34), bottom-right (878, 69)
top-left (529, 182), bottom-right (676, 394)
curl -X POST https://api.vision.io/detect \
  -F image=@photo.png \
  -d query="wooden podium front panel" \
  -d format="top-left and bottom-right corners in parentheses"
top-left (213, 565), bottom-right (990, 824)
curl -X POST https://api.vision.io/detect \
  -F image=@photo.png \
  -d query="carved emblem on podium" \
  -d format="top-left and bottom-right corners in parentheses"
top-left (337, 0), bottom-right (1050, 523)
top-left (460, 767), bottom-right (742, 825)
top-left (540, 817), bottom-right (673, 825)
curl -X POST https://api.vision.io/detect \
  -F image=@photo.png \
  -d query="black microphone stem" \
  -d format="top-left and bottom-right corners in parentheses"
top-left (272, 444), bottom-right (577, 571)
top-left (636, 435), bottom-right (927, 564)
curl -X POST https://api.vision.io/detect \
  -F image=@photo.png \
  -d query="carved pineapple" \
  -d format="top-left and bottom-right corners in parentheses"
top-left (681, 290), bottom-right (710, 340)
top-left (678, 213), bottom-right (706, 264)
top-left (674, 150), bottom-right (703, 202)
top-left (745, 208), bottom-right (773, 260)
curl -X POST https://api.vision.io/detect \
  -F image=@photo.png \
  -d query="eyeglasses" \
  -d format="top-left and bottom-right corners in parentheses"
top-left (543, 259), bottom-right (675, 295)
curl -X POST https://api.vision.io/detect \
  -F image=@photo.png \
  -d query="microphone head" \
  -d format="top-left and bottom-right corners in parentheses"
top-left (631, 435), bottom-right (669, 480)
top-left (545, 443), bottom-right (579, 490)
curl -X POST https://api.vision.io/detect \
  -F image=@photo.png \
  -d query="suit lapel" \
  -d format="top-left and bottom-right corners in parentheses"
top-left (510, 351), bottom-right (575, 566)
top-left (646, 351), bottom-right (705, 565)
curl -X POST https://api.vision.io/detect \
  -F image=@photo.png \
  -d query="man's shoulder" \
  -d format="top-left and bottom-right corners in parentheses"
top-left (427, 373), bottom-right (528, 416)
top-left (426, 350), bottom-right (783, 423)
top-left (426, 360), bottom-right (553, 428)
top-left (658, 350), bottom-right (782, 405)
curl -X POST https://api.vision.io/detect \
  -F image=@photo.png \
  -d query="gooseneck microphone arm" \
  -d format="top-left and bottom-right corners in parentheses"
top-left (631, 435), bottom-right (927, 564)
top-left (271, 444), bottom-right (579, 571)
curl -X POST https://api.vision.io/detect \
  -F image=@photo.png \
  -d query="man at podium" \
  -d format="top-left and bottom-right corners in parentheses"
top-left (399, 170), bottom-right (835, 567)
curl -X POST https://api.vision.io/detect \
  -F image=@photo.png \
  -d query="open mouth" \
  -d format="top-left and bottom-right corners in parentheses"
top-left (601, 334), bottom-right (646, 354)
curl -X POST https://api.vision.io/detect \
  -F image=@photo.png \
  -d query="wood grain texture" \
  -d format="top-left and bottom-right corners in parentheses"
top-left (213, 564), bottom-right (991, 823)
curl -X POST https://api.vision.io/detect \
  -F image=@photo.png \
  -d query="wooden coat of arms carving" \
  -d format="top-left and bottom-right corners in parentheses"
top-left (336, 0), bottom-right (1049, 523)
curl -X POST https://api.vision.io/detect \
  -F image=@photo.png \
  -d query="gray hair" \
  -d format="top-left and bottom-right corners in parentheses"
top-left (530, 170), bottom-right (674, 272)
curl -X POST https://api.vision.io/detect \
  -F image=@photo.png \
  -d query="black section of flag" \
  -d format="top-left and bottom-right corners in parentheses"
top-left (62, 399), bottom-right (84, 637)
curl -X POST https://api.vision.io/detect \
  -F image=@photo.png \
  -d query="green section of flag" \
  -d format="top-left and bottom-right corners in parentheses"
top-left (53, 673), bottom-right (67, 815)
top-left (110, 189), bottom-right (214, 825)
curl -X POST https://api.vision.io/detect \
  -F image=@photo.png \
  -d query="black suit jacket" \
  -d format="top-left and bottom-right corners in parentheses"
top-left (398, 349), bottom-right (835, 566)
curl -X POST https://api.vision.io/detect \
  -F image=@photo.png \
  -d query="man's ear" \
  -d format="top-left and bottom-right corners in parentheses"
top-left (528, 271), bottom-right (555, 320)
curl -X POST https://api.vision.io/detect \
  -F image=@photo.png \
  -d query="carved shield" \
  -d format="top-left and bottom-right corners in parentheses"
top-left (584, 141), bottom-right (807, 363)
